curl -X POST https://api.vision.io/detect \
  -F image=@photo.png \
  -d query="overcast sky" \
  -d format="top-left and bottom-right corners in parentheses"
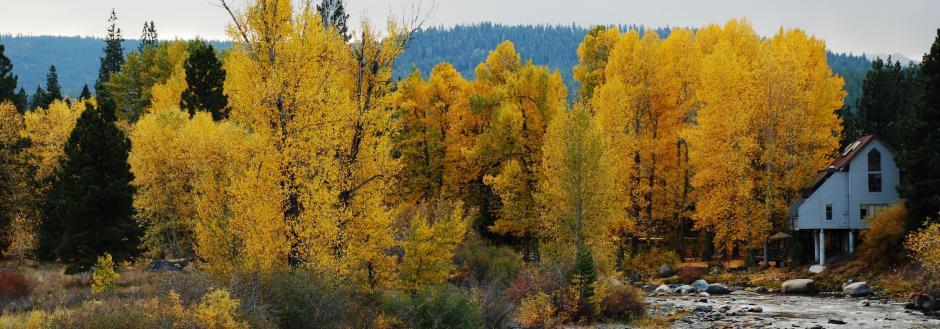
top-left (1, 0), bottom-right (937, 60)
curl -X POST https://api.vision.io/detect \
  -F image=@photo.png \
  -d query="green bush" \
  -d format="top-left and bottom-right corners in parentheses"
top-left (457, 242), bottom-right (523, 286)
top-left (246, 269), bottom-right (362, 329)
top-left (385, 285), bottom-right (483, 329)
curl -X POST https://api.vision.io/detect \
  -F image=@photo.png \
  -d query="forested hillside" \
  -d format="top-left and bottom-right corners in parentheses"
top-left (3, 24), bottom-right (869, 103)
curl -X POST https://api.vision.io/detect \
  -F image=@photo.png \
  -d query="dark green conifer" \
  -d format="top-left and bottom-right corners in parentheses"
top-left (45, 65), bottom-right (62, 104)
top-left (180, 40), bottom-right (229, 120)
top-left (898, 29), bottom-right (940, 231)
top-left (97, 9), bottom-right (125, 94)
top-left (37, 89), bottom-right (138, 273)
top-left (0, 44), bottom-right (17, 104)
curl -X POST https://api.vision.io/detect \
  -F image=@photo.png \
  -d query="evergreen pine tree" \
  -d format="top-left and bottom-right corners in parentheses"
top-left (45, 65), bottom-right (63, 103)
top-left (857, 57), bottom-right (919, 148)
top-left (37, 89), bottom-right (138, 273)
top-left (138, 21), bottom-right (158, 52)
top-left (317, 0), bottom-right (350, 41)
top-left (180, 40), bottom-right (229, 120)
top-left (97, 9), bottom-right (125, 94)
top-left (79, 84), bottom-right (91, 100)
top-left (0, 44), bottom-right (17, 104)
top-left (13, 88), bottom-right (27, 113)
top-left (898, 29), bottom-right (940, 231)
top-left (572, 243), bottom-right (597, 320)
top-left (29, 86), bottom-right (47, 110)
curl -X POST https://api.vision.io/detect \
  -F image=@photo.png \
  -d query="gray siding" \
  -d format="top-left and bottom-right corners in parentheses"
top-left (795, 140), bottom-right (901, 230)
top-left (796, 172), bottom-right (849, 229)
top-left (846, 141), bottom-right (901, 228)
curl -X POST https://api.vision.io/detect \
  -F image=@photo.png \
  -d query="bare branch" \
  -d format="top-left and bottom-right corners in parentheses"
top-left (218, 0), bottom-right (254, 55)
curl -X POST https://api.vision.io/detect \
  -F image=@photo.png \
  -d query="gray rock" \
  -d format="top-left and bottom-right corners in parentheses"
top-left (755, 286), bottom-right (769, 294)
top-left (675, 284), bottom-right (695, 294)
top-left (746, 306), bottom-right (763, 313)
top-left (658, 264), bottom-right (675, 277)
top-left (859, 300), bottom-right (871, 307)
top-left (828, 318), bottom-right (847, 324)
top-left (725, 308), bottom-right (747, 316)
top-left (841, 279), bottom-right (855, 289)
top-left (699, 292), bottom-right (710, 297)
top-left (628, 273), bottom-right (641, 283)
top-left (148, 259), bottom-right (183, 272)
top-left (696, 298), bottom-right (708, 303)
top-left (706, 283), bottom-right (732, 294)
top-left (781, 279), bottom-right (818, 295)
top-left (693, 305), bottom-right (713, 313)
top-left (719, 304), bottom-right (732, 311)
top-left (843, 281), bottom-right (873, 297)
top-left (655, 284), bottom-right (672, 293)
top-left (692, 279), bottom-right (710, 292)
top-left (642, 284), bottom-right (656, 292)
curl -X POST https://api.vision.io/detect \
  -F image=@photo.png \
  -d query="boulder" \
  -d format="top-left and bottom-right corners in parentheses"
top-left (859, 300), bottom-right (871, 307)
top-left (699, 292), bottom-right (710, 297)
top-left (754, 286), bottom-right (769, 294)
top-left (781, 279), bottom-right (818, 295)
top-left (692, 305), bottom-right (713, 313)
top-left (628, 273), bottom-right (642, 283)
top-left (658, 264), bottom-right (675, 277)
top-left (745, 306), bottom-right (763, 313)
top-left (706, 283), bottom-right (732, 295)
top-left (692, 279), bottom-right (710, 292)
top-left (675, 285), bottom-right (695, 294)
top-left (725, 308), bottom-right (747, 316)
top-left (828, 318), bottom-right (847, 325)
top-left (808, 265), bottom-right (825, 273)
top-left (842, 282), bottom-right (873, 297)
top-left (909, 294), bottom-right (939, 312)
top-left (642, 284), bottom-right (656, 292)
top-left (148, 259), bottom-right (183, 272)
top-left (654, 284), bottom-right (672, 293)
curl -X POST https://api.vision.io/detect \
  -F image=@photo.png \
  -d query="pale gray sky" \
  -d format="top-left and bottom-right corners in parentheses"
top-left (0, 0), bottom-right (937, 59)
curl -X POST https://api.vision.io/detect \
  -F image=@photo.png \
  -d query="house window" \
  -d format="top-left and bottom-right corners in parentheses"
top-left (860, 204), bottom-right (888, 220)
top-left (868, 174), bottom-right (882, 192)
top-left (868, 149), bottom-right (882, 192)
top-left (825, 204), bottom-right (833, 220)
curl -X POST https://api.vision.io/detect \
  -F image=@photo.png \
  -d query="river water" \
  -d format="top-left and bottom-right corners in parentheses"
top-left (646, 292), bottom-right (940, 328)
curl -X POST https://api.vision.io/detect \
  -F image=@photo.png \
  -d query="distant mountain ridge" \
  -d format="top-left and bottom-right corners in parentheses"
top-left (1, 24), bottom-right (871, 106)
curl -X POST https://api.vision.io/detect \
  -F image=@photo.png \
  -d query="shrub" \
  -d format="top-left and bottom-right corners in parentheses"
top-left (0, 271), bottom-right (32, 299)
top-left (597, 282), bottom-right (645, 322)
top-left (858, 203), bottom-right (908, 269)
top-left (91, 253), bottom-right (118, 294)
top-left (906, 220), bottom-right (940, 275)
top-left (506, 267), bottom-right (556, 302)
top-left (676, 266), bottom-right (705, 284)
top-left (621, 248), bottom-right (680, 278)
top-left (517, 292), bottom-right (556, 329)
top-left (470, 281), bottom-right (514, 329)
top-left (195, 289), bottom-right (249, 329)
top-left (457, 242), bottom-right (523, 286)
top-left (384, 285), bottom-right (483, 329)
top-left (256, 269), bottom-right (360, 329)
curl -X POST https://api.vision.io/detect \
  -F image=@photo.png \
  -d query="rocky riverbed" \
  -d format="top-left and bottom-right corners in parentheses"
top-left (647, 292), bottom-right (940, 328)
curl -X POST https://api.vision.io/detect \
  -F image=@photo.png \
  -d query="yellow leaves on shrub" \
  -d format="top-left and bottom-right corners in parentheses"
top-left (91, 253), bottom-right (117, 294)
top-left (906, 219), bottom-right (940, 275)
top-left (195, 289), bottom-right (248, 329)
top-left (399, 201), bottom-right (469, 291)
top-left (517, 291), bottom-right (557, 329)
top-left (858, 203), bottom-right (907, 267)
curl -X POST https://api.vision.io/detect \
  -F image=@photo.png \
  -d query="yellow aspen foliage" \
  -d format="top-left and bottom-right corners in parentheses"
top-left (684, 19), bottom-right (844, 247)
top-left (222, 0), bottom-right (405, 288)
top-left (573, 25), bottom-right (621, 102)
top-left (393, 63), bottom-right (474, 203)
top-left (399, 200), bottom-right (469, 291)
top-left (470, 41), bottom-right (567, 256)
top-left (589, 27), bottom-right (699, 260)
top-left (149, 40), bottom-right (190, 111)
top-left (23, 99), bottom-right (87, 182)
top-left (130, 107), bottom-right (252, 263)
top-left (0, 102), bottom-right (33, 257)
top-left (906, 218), bottom-right (940, 274)
top-left (537, 105), bottom-right (616, 271)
